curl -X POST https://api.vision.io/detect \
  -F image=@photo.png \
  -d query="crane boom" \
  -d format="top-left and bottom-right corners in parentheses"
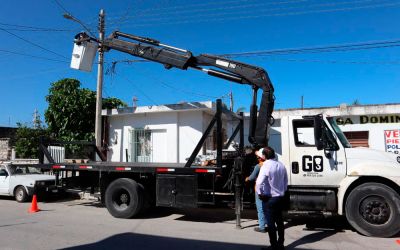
top-left (74, 31), bottom-right (274, 147)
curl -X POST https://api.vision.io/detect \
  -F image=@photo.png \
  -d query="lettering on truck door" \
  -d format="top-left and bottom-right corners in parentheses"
top-left (288, 118), bottom-right (347, 186)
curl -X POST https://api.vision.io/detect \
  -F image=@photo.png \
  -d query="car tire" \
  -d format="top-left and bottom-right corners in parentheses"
top-left (105, 178), bottom-right (144, 218)
top-left (14, 186), bottom-right (29, 203)
top-left (345, 182), bottom-right (400, 237)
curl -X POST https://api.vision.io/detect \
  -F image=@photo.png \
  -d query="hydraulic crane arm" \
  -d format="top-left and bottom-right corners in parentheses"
top-left (74, 31), bottom-right (274, 147)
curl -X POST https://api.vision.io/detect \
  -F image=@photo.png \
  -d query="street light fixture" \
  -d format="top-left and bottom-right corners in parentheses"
top-left (62, 13), bottom-right (96, 38)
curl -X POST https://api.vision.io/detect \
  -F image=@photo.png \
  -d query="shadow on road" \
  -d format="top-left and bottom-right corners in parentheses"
top-left (174, 206), bottom-right (257, 223)
top-left (59, 232), bottom-right (268, 250)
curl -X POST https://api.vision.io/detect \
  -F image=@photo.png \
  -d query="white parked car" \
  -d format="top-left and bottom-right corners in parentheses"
top-left (0, 163), bottom-right (57, 202)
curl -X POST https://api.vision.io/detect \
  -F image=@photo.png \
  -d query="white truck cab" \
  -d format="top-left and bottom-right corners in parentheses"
top-left (0, 163), bottom-right (56, 202)
top-left (271, 114), bottom-right (400, 237)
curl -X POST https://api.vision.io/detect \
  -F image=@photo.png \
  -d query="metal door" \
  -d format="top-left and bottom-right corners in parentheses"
top-left (156, 174), bottom-right (197, 207)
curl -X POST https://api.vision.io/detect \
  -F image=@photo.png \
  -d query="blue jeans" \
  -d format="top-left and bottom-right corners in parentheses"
top-left (262, 196), bottom-right (285, 248)
top-left (255, 192), bottom-right (266, 230)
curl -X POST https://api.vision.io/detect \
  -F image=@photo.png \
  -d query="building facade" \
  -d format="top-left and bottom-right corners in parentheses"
top-left (102, 101), bottom-right (232, 163)
top-left (103, 102), bottom-right (400, 164)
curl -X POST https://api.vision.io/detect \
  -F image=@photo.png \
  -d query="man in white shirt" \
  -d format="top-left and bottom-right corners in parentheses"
top-left (256, 147), bottom-right (288, 250)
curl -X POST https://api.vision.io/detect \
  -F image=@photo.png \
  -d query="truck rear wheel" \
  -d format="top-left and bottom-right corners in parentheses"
top-left (105, 178), bottom-right (144, 218)
top-left (345, 182), bottom-right (400, 237)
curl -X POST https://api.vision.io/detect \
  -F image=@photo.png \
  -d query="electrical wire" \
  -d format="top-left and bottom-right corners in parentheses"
top-left (53, 0), bottom-right (71, 15)
top-left (0, 27), bottom-right (68, 59)
top-left (119, 74), bottom-right (159, 106)
top-left (0, 22), bottom-right (72, 32)
top-left (108, 38), bottom-right (400, 66)
top-left (102, 0), bottom-right (265, 21)
top-left (220, 39), bottom-right (400, 57)
top-left (108, 1), bottom-right (400, 28)
top-left (0, 48), bottom-right (69, 63)
top-left (53, 0), bottom-right (97, 37)
top-left (105, 0), bottom-right (391, 26)
top-left (251, 56), bottom-right (400, 65)
top-left (125, 63), bottom-right (221, 99)
top-left (106, 0), bottom-right (309, 22)
top-left (137, 69), bottom-right (220, 99)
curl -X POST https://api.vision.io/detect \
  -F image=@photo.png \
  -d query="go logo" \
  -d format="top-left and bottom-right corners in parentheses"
top-left (302, 155), bottom-right (323, 172)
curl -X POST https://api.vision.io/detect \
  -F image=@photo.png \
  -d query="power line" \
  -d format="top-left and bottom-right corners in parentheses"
top-left (0, 27), bottom-right (68, 59)
top-left (253, 56), bottom-right (400, 65)
top-left (106, 0), bottom-right (309, 23)
top-left (0, 22), bottom-right (72, 32)
top-left (104, 0), bottom-right (265, 21)
top-left (221, 40), bottom-right (400, 57)
top-left (53, 0), bottom-right (96, 36)
top-left (106, 0), bottom-right (392, 26)
top-left (108, 38), bottom-right (400, 67)
top-left (53, 0), bottom-right (71, 14)
top-left (119, 74), bottom-right (159, 106)
top-left (0, 48), bottom-right (69, 63)
top-left (0, 27), bottom-right (71, 32)
top-left (134, 66), bottom-right (220, 99)
top-left (113, 62), bottom-right (220, 99)
top-left (109, 1), bottom-right (400, 28)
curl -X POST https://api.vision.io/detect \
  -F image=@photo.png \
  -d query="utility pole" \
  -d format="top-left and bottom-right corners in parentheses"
top-left (132, 96), bottom-right (138, 108)
top-left (229, 91), bottom-right (234, 112)
top-left (301, 95), bottom-right (304, 109)
top-left (32, 109), bottom-right (40, 128)
top-left (95, 9), bottom-right (105, 148)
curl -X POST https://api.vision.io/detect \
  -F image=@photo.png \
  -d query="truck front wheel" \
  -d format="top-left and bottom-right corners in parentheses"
top-left (14, 186), bottom-right (29, 203)
top-left (105, 178), bottom-right (144, 218)
top-left (345, 182), bottom-right (400, 237)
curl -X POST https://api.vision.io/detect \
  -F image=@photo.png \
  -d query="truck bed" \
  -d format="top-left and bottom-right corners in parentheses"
top-left (15, 161), bottom-right (221, 174)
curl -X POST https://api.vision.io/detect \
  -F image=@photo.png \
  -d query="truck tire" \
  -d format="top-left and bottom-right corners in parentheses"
top-left (14, 186), bottom-right (29, 203)
top-left (105, 178), bottom-right (144, 218)
top-left (345, 182), bottom-right (400, 237)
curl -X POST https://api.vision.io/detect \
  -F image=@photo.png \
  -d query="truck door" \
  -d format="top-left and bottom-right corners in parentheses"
top-left (288, 117), bottom-right (347, 186)
top-left (0, 166), bottom-right (10, 194)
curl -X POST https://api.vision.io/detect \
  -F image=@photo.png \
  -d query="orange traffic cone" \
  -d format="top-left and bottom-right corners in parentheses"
top-left (28, 194), bottom-right (40, 213)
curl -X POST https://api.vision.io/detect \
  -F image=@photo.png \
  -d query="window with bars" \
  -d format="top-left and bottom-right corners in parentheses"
top-left (128, 128), bottom-right (153, 162)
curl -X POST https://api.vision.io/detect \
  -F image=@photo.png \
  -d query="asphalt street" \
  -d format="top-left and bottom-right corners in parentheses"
top-left (0, 196), bottom-right (399, 250)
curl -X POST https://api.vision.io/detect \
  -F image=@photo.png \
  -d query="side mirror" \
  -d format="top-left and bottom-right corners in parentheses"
top-left (324, 149), bottom-right (332, 159)
top-left (313, 116), bottom-right (324, 150)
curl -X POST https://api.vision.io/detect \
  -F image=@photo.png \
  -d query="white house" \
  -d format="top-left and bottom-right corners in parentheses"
top-left (102, 101), bottom-right (234, 163)
top-left (102, 101), bottom-right (400, 163)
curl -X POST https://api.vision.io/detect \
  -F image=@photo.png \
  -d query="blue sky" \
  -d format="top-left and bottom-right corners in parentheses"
top-left (1, 0), bottom-right (399, 127)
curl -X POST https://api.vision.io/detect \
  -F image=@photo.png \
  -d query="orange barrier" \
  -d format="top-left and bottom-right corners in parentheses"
top-left (28, 194), bottom-right (40, 213)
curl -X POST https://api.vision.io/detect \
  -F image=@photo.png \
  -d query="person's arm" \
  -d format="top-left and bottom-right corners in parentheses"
top-left (255, 164), bottom-right (267, 195)
top-left (284, 167), bottom-right (288, 191)
top-left (247, 165), bottom-right (260, 182)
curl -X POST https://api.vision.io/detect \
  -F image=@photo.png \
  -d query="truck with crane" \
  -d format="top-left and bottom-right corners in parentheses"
top-left (7, 30), bottom-right (400, 238)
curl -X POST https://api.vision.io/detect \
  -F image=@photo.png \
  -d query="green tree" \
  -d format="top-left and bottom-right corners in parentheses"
top-left (45, 78), bottom-right (126, 141)
top-left (14, 122), bottom-right (49, 158)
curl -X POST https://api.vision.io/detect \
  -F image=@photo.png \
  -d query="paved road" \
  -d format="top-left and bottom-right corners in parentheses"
top-left (0, 196), bottom-right (399, 250)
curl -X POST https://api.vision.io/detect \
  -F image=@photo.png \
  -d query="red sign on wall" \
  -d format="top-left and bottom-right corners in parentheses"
top-left (384, 129), bottom-right (400, 154)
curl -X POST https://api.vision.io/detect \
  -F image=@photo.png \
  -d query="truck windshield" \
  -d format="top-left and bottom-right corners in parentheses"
top-left (327, 117), bottom-right (352, 148)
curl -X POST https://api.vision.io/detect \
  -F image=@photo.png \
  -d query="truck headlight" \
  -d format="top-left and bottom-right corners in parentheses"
top-left (397, 156), bottom-right (400, 164)
top-left (36, 181), bottom-right (46, 186)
